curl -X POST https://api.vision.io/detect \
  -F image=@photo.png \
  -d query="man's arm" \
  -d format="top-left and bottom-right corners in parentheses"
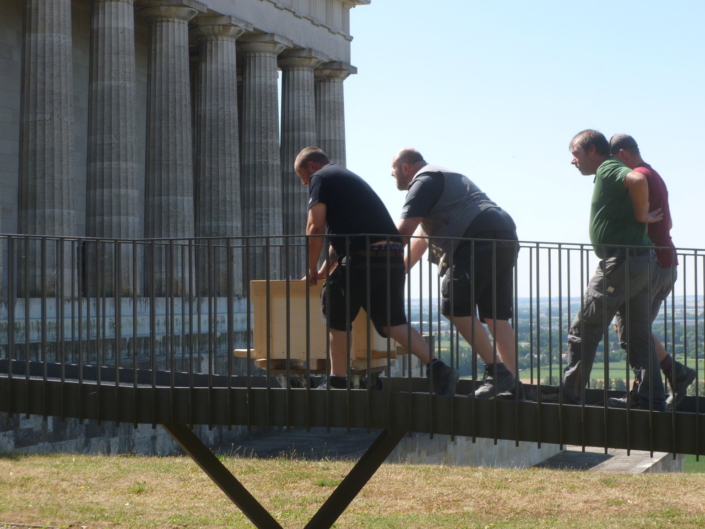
top-left (624, 171), bottom-right (663, 223)
top-left (396, 217), bottom-right (422, 244)
top-left (406, 225), bottom-right (428, 272)
top-left (306, 203), bottom-right (327, 285)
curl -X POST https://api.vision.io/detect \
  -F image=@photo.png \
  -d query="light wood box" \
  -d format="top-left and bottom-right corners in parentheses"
top-left (234, 280), bottom-right (404, 362)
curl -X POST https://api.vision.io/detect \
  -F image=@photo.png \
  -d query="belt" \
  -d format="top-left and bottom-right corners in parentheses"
top-left (353, 244), bottom-right (404, 258)
top-left (353, 249), bottom-right (404, 258)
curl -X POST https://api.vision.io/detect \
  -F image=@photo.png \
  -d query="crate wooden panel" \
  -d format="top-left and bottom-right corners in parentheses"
top-left (233, 280), bottom-right (406, 362)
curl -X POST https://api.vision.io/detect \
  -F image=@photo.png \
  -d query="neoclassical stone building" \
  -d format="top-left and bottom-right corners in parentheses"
top-left (0, 0), bottom-right (368, 293)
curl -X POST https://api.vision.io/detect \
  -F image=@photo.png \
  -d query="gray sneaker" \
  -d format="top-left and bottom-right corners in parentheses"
top-left (427, 360), bottom-right (459, 396)
top-left (474, 363), bottom-right (516, 399)
top-left (666, 361), bottom-right (696, 411)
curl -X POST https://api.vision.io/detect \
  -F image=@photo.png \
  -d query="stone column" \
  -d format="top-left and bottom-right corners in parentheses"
top-left (139, 1), bottom-right (204, 295)
top-left (191, 16), bottom-right (250, 296)
top-left (86, 0), bottom-right (141, 296)
top-left (19, 0), bottom-right (77, 297)
top-left (279, 49), bottom-right (327, 278)
top-left (315, 61), bottom-right (356, 167)
top-left (239, 33), bottom-right (291, 281)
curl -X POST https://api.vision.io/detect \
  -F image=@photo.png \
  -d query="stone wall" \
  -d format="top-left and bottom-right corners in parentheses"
top-left (0, 412), bottom-right (256, 456)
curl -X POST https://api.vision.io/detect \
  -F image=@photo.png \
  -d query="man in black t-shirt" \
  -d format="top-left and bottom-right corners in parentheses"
top-left (391, 147), bottom-right (521, 400)
top-left (294, 147), bottom-right (459, 394)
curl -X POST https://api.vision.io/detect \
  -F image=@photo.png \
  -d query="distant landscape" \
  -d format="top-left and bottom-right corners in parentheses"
top-left (407, 297), bottom-right (705, 387)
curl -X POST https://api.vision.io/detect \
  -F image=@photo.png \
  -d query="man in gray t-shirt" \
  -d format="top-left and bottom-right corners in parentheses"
top-left (391, 147), bottom-right (521, 399)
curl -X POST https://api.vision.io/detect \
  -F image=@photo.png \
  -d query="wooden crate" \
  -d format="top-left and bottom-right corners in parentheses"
top-left (234, 280), bottom-right (405, 363)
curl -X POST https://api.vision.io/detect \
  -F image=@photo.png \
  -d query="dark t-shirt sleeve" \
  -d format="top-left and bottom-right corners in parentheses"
top-left (401, 173), bottom-right (444, 218)
top-left (308, 173), bottom-right (325, 208)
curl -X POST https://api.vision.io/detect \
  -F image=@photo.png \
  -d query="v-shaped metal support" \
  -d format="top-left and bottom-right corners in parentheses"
top-left (162, 424), bottom-right (406, 529)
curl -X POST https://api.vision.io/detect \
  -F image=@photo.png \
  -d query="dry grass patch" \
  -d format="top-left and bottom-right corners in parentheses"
top-left (0, 453), bottom-right (704, 528)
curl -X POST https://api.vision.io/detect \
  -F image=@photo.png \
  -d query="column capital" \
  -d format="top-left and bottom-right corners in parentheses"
top-left (238, 33), bottom-right (293, 55)
top-left (191, 16), bottom-right (252, 40)
top-left (137, 0), bottom-right (206, 22)
top-left (341, 0), bottom-right (371, 5)
top-left (315, 61), bottom-right (357, 81)
top-left (278, 48), bottom-right (330, 70)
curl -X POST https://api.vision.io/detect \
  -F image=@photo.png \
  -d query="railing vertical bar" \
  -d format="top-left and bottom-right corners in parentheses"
top-left (602, 245), bottom-right (609, 453)
top-left (548, 248), bottom-right (553, 389)
top-left (695, 252), bottom-right (700, 460)
top-left (624, 249), bottom-right (631, 455)
top-left (23, 236), bottom-right (30, 417)
top-left (265, 238), bottom-right (271, 431)
top-left (285, 236), bottom-right (291, 432)
top-left (149, 241), bottom-right (157, 429)
top-left (384, 235), bottom-right (390, 433)
top-left (77, 239), bottom-right (84, 423)
top-left (529, 246), bottom-right (534, 385)
top-left (345, 235), bottom-right (351, 433)
top-left (58, 239), bottom-right (65, 422)
top-left (428, 235), bottom-right (436, 441)
top-left (304, 236), bottom-right (311, 431)
top-left (365, 234), bottom-right (371, 434)
top-left (132, 240), bottom-right (139, 429)
top-left (7, 237), bottom-right (15, 417)
top-left (115, 240), bottom-right (122, 426)
top-left (208, 238), bottom-right (215, 430)
top-left (535, 242), bottom-right (541, 448)
top-left (188, 240), bottom-right (196, 429)
top-left (96, 241), bottom-right (103, 425)
top-left (226, 238), bottom-right (234, 430)
top-left (513, 240), bottom-right (519, 447)
top-left (647, 251), bottom-right (654, 456)
top-left (406, 235), bottom-right (412, 437)
top-left (245, 239), bottom-right (252, 432)
top-left (470, 239), bottom-right (476, 443)
top-left (558, 244), bottom-right (564, 450)
top-left (40, 237), bottom-right (48, 420)
top-left (169, 240), bottom-right (176, 426)
top-left (579, 244), bottom-right (585, 451)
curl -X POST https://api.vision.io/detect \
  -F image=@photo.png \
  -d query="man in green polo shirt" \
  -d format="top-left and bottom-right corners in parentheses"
top-left (562, 129), bottom-right (666, 411)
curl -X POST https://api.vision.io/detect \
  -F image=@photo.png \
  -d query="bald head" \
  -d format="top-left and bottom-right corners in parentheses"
top-left (393, 148), bottom-right (426, 167)
top-left (391, 148), bottom-right (427, 191)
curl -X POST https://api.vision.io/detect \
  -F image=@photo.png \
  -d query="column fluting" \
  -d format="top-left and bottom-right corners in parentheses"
top-left (315, 61), bottom-right (356, 168)
top-left (239, 33), bottom-right (291, 280)
top-left (191, 16), bottom-right (249, 295)
top-left (279, 49), bottom-right (327, 278)
top-left (19, 0), bottom-right (77, 296)
top-left (87, 0), bottom-right (141, 296)
top-left (139, 3), bottom-right (201, 295)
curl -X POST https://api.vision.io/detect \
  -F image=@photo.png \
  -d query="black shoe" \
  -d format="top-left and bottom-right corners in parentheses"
top-left (474, 363), bottom-right (516, 399)
top-left (315, 375), bottom-right (347, 390)
top-left (608, 396), bottom-right (665, 412)
top-left (427, 360), bottom-right (459, 396)
top-left (666, 362), bottom-right (696, 411)
top-left (497, 380), bottom-right (526, 401)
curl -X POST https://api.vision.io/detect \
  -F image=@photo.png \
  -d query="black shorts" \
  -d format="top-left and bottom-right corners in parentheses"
top-left (441, 232), bottom-right (518, 322)
top-left (321, 251), bottom-right (408, 335)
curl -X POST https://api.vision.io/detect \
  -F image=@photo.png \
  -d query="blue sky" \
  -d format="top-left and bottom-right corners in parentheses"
top-left (344, 0), bottom-right (705, 254)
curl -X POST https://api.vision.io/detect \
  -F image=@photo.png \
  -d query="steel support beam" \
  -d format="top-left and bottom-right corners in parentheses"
top-left (305, 428), bottom-right (407, 529)
top-left (161, 423), bottom-right (283, 529)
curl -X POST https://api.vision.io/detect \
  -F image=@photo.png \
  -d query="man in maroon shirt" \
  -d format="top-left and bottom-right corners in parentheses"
top-left (609, 134), bottom-right (695, 410)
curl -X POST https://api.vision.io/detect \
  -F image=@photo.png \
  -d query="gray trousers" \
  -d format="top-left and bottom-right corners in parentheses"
top-left (562, 251), bottom-right (666, 410)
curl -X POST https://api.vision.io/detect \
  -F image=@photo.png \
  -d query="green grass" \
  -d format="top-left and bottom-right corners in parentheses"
top-left (2, 454), bottom-right (705, 528)
top-left (684, 454), bottom-right (705, 473)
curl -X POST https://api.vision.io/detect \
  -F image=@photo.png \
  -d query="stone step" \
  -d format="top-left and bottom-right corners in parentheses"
top-left (535, 445), bottom-right (683, 473)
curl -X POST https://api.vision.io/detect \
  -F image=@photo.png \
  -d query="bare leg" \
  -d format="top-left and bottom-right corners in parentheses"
top-left (653, 333), bottom-right (667, 363)
top-left (484, 319), bottom-right (518, 377)
top-left (451, 315), bottom-right (517, 376)
top-left (382, 324), bottom-right (431, 366)
top-left (329, 329), bottom-right (348, 377)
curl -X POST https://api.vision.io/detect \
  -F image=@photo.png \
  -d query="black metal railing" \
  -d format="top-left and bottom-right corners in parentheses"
top-left (0, 233), bottom-right (702, 456)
